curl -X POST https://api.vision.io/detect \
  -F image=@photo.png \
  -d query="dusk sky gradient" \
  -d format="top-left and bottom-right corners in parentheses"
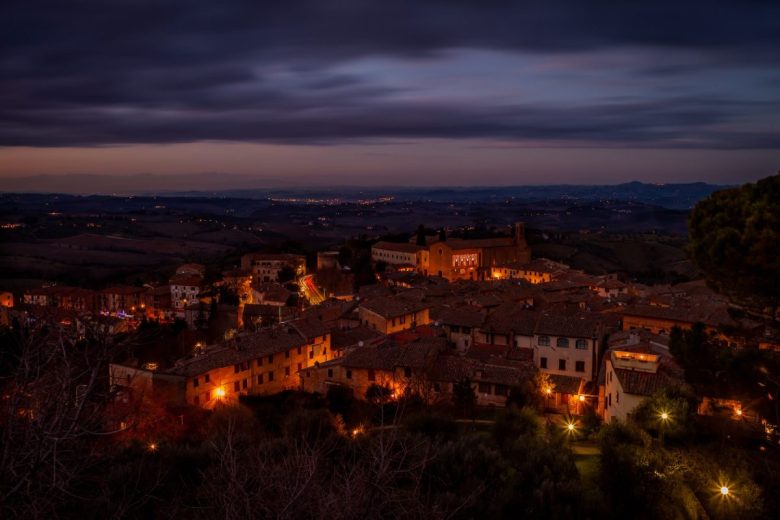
top-left (2, 1), bottom-right (779, 190)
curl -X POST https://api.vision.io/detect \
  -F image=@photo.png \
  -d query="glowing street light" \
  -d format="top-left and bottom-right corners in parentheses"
top-left (147, 442), bottom-right (158, 452)
top-left (578, 394), bottom-right (585, 402)
top-left (657, 409), bottom-right (672, 443)
top-left (720, 486), bottom-right (730, 496)
top-left (214, 387), bottom-right (226, 399)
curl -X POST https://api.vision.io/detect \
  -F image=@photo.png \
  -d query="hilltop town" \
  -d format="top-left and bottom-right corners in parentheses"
top-left (3, 219), bottom-right (775, 427)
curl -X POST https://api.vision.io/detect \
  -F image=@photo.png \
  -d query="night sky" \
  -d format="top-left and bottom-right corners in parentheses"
top-left (2, 1), bottom-right (779, 189)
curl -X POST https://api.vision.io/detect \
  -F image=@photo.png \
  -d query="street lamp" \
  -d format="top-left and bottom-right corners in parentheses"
top-left (720, 486), bottom-right (730, 496)
top-left (658, 409), bottom-right (671, 443)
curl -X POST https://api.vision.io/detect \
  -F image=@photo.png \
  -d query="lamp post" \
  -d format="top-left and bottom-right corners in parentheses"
top-left (658, 409), bottom-right (671, 444)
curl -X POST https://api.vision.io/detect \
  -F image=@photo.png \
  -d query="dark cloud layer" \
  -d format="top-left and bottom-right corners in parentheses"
top-left (2, 1), bottom-right (779, 148)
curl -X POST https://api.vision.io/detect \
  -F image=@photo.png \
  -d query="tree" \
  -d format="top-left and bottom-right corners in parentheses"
top-left (688, 173), bottom-right (780, 316)
top-left (415, 224), bottom-right (427, 246)
top-left (438, 228), bottom-right (447, 242)
top-left (277, 265), bottom-right (296, 283)
top-left (452, 377), bottom-right (476, 416)
top-left (365, 383), bottom-right (393, 404)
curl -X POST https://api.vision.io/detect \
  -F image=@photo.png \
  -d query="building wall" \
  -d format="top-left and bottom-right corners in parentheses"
top-left (602, 359), bottom-right (644, 423)
top-left (533, 334), bottom-right (597, 381)
top-left (171, 284), bottom-right (200, 311)
top-left (443, 326), bottom-right (473, 353)
top-left (515, 334), bottom-right (534, 349)
top-left (183, 334), bottom-right (332, 408)
top-left (371, 247), bottom-right (417, 266)
top-left (358, 307), bottom-right (430, 334)
top-left (301, 363), bottom-right (398, 400)
top-left (474, 330), bottom-right (510, 346)
top-left (109, 364), bottom-right (186, 404)
top-left (623, 314), bottom-right (691, 335)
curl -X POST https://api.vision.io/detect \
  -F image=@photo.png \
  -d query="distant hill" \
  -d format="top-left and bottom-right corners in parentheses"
top-left (0, 176), bottom-right (729, 210)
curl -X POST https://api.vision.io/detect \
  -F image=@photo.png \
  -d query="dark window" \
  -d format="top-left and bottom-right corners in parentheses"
top-left (242, 378), bottom-right (248, 389)
top-left (285, 350), bottom-right (290, 359)
top-left (368, 369), bottom-right (376, 381)
top-left (309, 350), bottom-right (314, 359)
top-left (538, 336), bottom-right (550, 346)
top-left (478, 382), bottom-right (491, 394)
top-left (193, 377), bottom-right (199, 388)
top-left (258, 374), bottom-right (264, 384)
top-left (559, 359), bottom-right (566, 371)
top-left (257, 358), bottom-right (263, 367)
top-left (268, 371), bottom-right (274, 382)
top-left (284, 366), bottom-right (290, 376)
top-left (540, 357), bottom-right (547, 369)
top-left (327, 368), bottom-right (333, 378)
top-left (205, 391), bottom-right (211, 402)
top-left (234, 381), bottom-right (240, 392)
top-left (194, 395), bottom-right (199, 405)
top-left (234, 364), bottom-right (240, 374)
top-left (297, 362), bottom-right (302, 372)
top-left (346, 369), bottom-right (352, 379)
top-left (616, 391), bottom-right (620, 404)
top-left (575, 361), bottom-right (585, 373)
top-left (494, 384), bottom-right (508, 396)
top-left (556, 338), bottom-right (569, 348)
top-left (575, 339), bottom-right (588, 350)
top-left (404, 367), bottom-right (412, 378)
top-left (267, 354), bottom-right (273, 363)
top-left (297, 346), bottom-right (302, 355)
top-left (204, 373), bottom-right (210, 383)
top-left (433, 382), bottom-right (441, 392)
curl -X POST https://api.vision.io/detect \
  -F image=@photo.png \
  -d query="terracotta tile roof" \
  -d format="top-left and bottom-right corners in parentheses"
top-left (372, 241), bottom-right (424, 254)
top-left (168, 274), bottom-right (204, 287)
top-left (606, 342), bottom-right (685, 397)
top-left (101, 285), bottom-right (145, 295)
top-left (359, 295), bottom-right (430, 319)
top-left (443, 237), bottom-right (516, 250)
top-left (534, 312), bottom-right (603, 339)
top-left (289, 317), bottom-right (328, 340)
top-left (622, 302), bottom-right (736, 328)
top-left (429, 355), bottom-right (535, 386)
top-left (340, 339), bottom-right (441, 370)
top-left (166, 327), bottom-right (307, 377)
top-left (436, 305), bottom-right (486, 328)
top-left (330, 326), bottom-right (385, 350)
top-left (481, 304), bottom-right (538, 336)
top-left (549, 374), bottom-right (585, 395)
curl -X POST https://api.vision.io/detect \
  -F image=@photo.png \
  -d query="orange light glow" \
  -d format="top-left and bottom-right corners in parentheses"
top-left (214, 387), bottom-right (226, 398)
top-left (578, 394), bottom-right (585, 402)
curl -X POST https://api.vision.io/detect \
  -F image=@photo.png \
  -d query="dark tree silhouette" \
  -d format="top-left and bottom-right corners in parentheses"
top-left (688, 173), bottom-right (779, 316)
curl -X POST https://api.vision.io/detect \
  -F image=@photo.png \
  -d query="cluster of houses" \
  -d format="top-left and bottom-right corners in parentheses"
top-left (6, 226), bottom-right (777, 425)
